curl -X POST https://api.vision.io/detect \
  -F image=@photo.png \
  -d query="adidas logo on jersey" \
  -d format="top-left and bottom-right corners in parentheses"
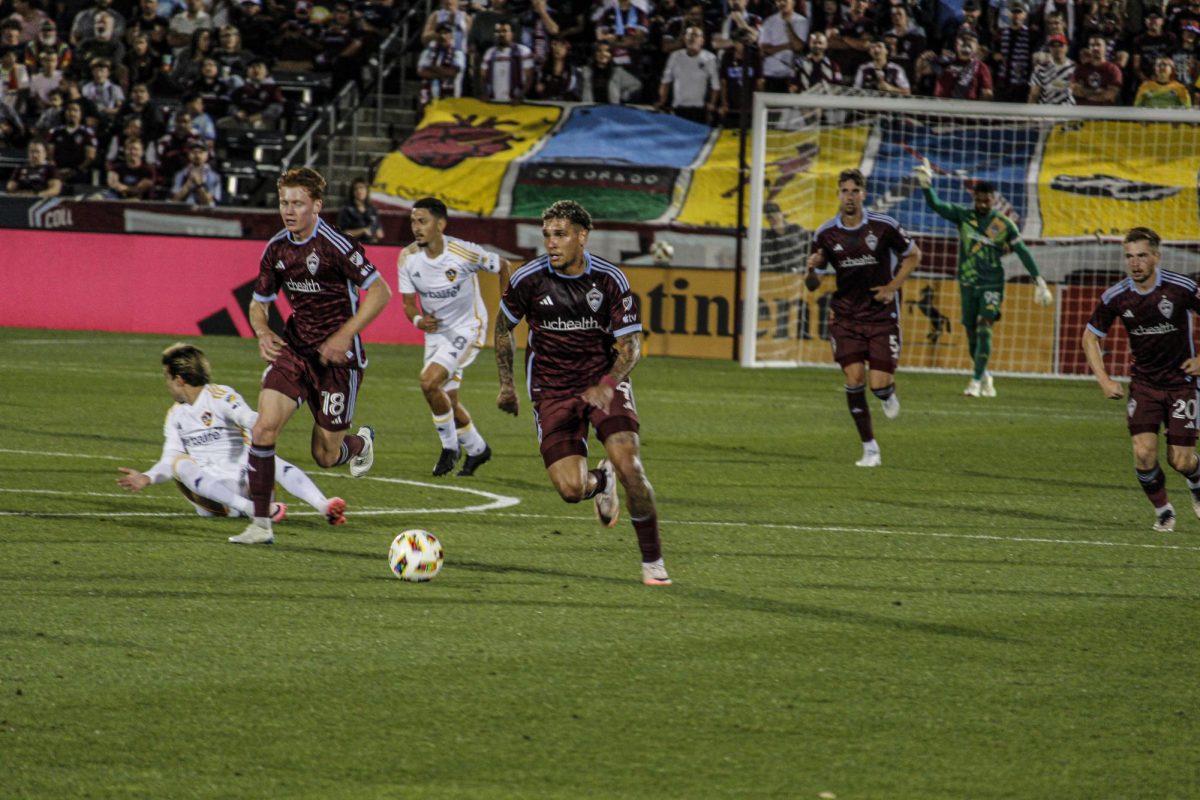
top-left (1123, 310), bottom-right (1135, 318)
top-left (833, 244), bottom-right (844, 252)
top-left (540, 296), bottom-right (554, 306)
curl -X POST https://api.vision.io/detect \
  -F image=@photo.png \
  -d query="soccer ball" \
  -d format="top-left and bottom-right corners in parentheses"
top-left (388, 530), bottom-right (444, 582)
top-left (650, 240), bottom-right (674, 265)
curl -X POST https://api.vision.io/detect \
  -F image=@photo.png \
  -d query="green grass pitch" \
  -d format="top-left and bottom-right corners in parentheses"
top-left (2, 327), bottom-right (1198, 799)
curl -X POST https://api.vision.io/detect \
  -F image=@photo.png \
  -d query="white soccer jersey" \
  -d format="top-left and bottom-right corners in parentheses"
top-left (397, 235), bottom-right (500, 331)
top-left (147, 384), bottom-right (256, 483)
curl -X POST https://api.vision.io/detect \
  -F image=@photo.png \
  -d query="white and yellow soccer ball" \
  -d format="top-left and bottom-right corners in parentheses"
top-left (650, 240), bottom-right (674, 265)
top-left (388, 530), bottom-right (444, 582)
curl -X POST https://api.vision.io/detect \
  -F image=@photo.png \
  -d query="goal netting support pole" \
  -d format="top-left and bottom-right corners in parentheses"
top-left (740, 89), bottom-right (1200, 380)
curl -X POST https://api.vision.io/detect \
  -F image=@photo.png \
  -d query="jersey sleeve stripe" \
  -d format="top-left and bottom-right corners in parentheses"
top-left (253, 291), bottom-right (277, 303)
top-left (360, 271), bottom-right (380, 290)
top-left (446, 239), bottom-right (483, 263)
top-left (1162, 271), bottom-right (1197, 291)
top-left (1086, 322), bottom-right (1108, 338)
top-left (866, 211), bottom-right (902, 228)
top-left (317, 220), bottom-right (353, 253)
top-left (1100, 279), bottom-right (1130, 303)
top-left (613, 323), bottom-right (642, 337)
top-left (509, 256), bottom-right (549, 287)
top-left (501, 302), bottom-right (522, 324)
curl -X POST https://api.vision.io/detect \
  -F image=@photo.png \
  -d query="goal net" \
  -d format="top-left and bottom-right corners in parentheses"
top-left (740, 89), bottom-right (1200, 379)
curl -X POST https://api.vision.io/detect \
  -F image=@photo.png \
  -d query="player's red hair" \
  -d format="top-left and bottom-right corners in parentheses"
top-left (277, 167), bottom-right (326, 202)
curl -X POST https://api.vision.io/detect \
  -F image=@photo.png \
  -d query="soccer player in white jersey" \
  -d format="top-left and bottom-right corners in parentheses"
top-left (116, 343), bottom-right (347, 540)
top-left (399, 197), bottom-right (512, 476)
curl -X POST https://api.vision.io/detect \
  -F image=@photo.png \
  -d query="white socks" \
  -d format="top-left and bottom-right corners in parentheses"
top-left (457, 422), bottom-right (487, 457)
top-left (432, 410), bottom-right (458, 451)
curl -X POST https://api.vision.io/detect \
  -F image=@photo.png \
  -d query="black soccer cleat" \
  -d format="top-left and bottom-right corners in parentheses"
top-left (456, 445), bottom-right (492, 477)
top-left (432, 447), bottom-right (460, 476)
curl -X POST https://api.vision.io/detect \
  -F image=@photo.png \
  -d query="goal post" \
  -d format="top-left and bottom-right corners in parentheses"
top-left (740, 90), bottom-right (1200, 380)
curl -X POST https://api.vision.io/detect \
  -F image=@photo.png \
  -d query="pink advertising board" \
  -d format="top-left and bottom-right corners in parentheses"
top-left (0, 230), bottom-right (423, 344)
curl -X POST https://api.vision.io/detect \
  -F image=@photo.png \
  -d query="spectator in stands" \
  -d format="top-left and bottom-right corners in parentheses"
top-left (1027, 32), bottom-right (1075, 103)
top-left (235, 0), bottom-right (276, 55)
top-left (126, 0), bottom-right (170, 57)
top-left (118, 81), bottom-right (164, 139)
top-left (826, 0), bottom-right (871, 77)
top-left (71, 0), bottom-right (126, 47)
top-left (470, 0), bottom-right (520, 78)
top-left (32, 87), bottom-right (64, 135)
top-left (1131, 9), bottom-right (1177, 84)
top-left (29, 48), bottom-right (63, 111)
top-left (60, 76), bottom-right (100, 126)
top-left (73, 12), bottom-right (125, 81)
top-left (519, 0), bottom-right (560, 66)
top-left (883, 2), bottom-right (925, 83)
top-left (480, 20), bottom-right (533, 102)
top-left (718, 27), bottom-right (762, 125)
top-left (942, 0), bottom-right (992, 58)
top-left (1078, 0), bottom-right (1124, 53)
top-left (8, 0), bottom-right (51, 45)
top-left (172, 27), bottom-right (215, 88)
top-left (337, 177), bottom-right (384, 242)
top-left (662, 3), bottom-right (711, 55)
top-left (713, 0), bottom-right (762, 50)
top-left (314, 0), bottom-right (365, 87)
top-left (49, 99), bottom-right (98, 184)
top-left (5, 139), bottom-right (60, 196)
top-left (272, 17), bottom-right (323, 72)
top-left (657, 25), bottom-right (719, 122)
top-left (1169, 23), bottom-right (1199, 85)
top-left (1031, 11), bottom-right (1068, 62)
top-left (170, 140), bottom-right (220, 204)
top-left (761, 201), bottom-right (805, 272)
top-left (1134, 53), bottom-right (1192, 105)
top-left (792, 29), bottom-right (842, 91)
top-left (991, 0), bottom-right (1033, 101)
top-left (759, 0), bottom-right (807, 92)
top-left (854, 38), bottom-right (911, 93)
top-left (221, 57), bottom-right (283, 128)
top-left (180, 91), bottom-right (217, 143)
top-left (106, 136), bottom-right (156, 197)
top-left (535, 35), bottom-right (581, 99)
top-left (23, 19), bottom-right (72, 74)
top-left (1072, 32), bottom-right (1121, 104)
top-left (0, 95), bottom-right (24, 147)
top-left (417, 21), bottom-right (466, 110)
top-left (580, 38), bottom-right (643, 102)
top-left (105, 113), bottom-right (158, 164)
top-left (1038, 0), bottom-right (1075, 46)
top-left (1, 37), bottom-right (32, 114)
top-left (81, 57), bottom-right (124, 133)
top-left (213, 25), bottom-right (250, 79)
top-left (421, 0), bottom-right (472, 50)
top-left (187, 57), bottom-right (233, 116)
top-left (595, 0), bottom-right (650, 84)
top-left (123, 31), bottom-right (163, 92)
top-left (809, 0), bottom-right (843, 37)
top-left (169, 0), bottom-right (213, 51)
top-left (156, 108), bottom-right (197, 180)
top-left (935, 30), bottom-right (993, 98)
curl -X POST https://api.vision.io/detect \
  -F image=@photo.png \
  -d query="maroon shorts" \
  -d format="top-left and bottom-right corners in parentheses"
top-left (533, 381), bottom-right (640, 467)
top-left (1127, 380), bottom-right (1199, 446)
top-left (262, 346), bottom-right (362, 432)
top-left (828, 316), bottom-right (901, 374)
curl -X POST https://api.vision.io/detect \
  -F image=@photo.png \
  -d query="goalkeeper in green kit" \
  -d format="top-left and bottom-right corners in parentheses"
top-left (914, 159), bottom-right (1053, 397)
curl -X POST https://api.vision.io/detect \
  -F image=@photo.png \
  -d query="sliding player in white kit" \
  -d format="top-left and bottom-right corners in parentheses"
top-left (399, 196), bottom-right (512, 476)
top-left (116, 343), bottom-right (347, 531)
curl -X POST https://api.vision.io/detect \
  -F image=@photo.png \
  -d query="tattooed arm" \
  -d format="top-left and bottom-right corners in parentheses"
top-left (496, 312), bottom-right (520, 416)
top-left (581, 332), bottom-right (640, 410)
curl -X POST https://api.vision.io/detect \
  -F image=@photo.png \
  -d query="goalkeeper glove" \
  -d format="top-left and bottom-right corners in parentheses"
top-left (1034, 276), bottom-right (1053, 306)
top-left (913, 157), bottom-right (933, 188)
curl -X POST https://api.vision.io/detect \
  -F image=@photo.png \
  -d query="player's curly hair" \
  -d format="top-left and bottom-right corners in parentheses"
top-left (542, 200), bottom-right (592, 231)
top-left (1125, 226), bottom-right (1161, 251)
top-left (278, 166), bottom-right (326, 201)
top-left (162, 343), bottom-right (211, 387)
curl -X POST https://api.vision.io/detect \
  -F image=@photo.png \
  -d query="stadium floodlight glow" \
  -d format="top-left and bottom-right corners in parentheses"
top-left (740, 89), bottom-right (1200, 379)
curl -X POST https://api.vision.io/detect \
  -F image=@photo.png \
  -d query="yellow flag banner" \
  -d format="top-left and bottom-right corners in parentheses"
top-left (1037, 120), bottom-right (1200, 239)
top-left (372, 98), bottom-right (562, 216)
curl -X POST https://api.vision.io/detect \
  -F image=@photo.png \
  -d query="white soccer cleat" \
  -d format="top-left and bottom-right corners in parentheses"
top-left (594, 459), bottom-right (620, 528)
top-left (1153, 506), bottom-right (1176, 532)
top-left (882, 392), bottom-right (900, 419)
top-left (349, 426), bottom-right (375, 478)
top-left (855, 450), bottom-right (882, 468)
top-left (980, 374), bottom-right (996, 398)
top-left (641, 560), bottom-right (672, 586)
top-left (229, 521), bottom-right (274, 544)
top-left (963, 379), bottom-right (982, 398)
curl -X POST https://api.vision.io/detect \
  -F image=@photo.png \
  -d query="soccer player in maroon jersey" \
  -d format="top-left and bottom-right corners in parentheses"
top-left (1082, 227), bottom-right (1200, 533)
top-left (494, 200), bottom-right (670, 586)
top-left (806, 168), bottom-right (922, 467)
top-left (234, 166), bottom-right (392, 544)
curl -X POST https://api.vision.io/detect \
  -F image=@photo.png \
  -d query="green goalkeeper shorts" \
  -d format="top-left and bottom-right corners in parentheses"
top-left (961, 284), bottom-right (1004, 326)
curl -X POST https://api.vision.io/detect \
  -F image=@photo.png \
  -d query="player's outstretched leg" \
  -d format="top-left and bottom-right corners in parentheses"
top-left (274, 456), bottom-right (344, 524)
top-left (604, 432), bottom-right (670, 586)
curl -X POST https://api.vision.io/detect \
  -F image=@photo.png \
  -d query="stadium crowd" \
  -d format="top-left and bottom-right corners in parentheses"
top-left (3, 0), bottom-right (1199, 202)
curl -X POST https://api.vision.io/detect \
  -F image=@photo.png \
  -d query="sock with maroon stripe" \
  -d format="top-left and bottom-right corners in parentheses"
top-left (332, 433), bottom-right (366, 466)
top-left (248, 444), bottom-right (275, 520)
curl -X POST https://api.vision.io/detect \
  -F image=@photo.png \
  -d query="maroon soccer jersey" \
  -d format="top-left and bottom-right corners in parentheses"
top-left (9, 163), bottom-right (58, 192)
top-left (253, 218), bottom-right (382, 367)
top-left (1087, 269), bottom-right (1200, 388)
top-left (500, 253), bottom-right (642, 398)
top-left (812, 211), bottom-right (915, 324)
top-left (49, 124), bottom-right (98, 171)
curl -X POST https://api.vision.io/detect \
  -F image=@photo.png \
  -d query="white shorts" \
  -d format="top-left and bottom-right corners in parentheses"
top-left (423, 326), bottom-right (483, 392)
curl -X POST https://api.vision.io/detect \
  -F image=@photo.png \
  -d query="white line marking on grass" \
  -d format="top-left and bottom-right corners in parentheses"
top-left (0, 447), bottom-right (125, 461)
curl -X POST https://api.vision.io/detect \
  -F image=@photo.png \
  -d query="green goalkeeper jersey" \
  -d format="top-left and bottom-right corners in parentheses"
top-left (921, 186), bottom-right (1039, 288)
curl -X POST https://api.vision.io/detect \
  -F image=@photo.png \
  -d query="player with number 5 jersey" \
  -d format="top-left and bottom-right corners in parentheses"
top-left (807, 168), bottom-right (921, 468)
top-left (399, 196), bottom-right (511, 477)
top-left (495, 200), bottom-right (670, 586)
